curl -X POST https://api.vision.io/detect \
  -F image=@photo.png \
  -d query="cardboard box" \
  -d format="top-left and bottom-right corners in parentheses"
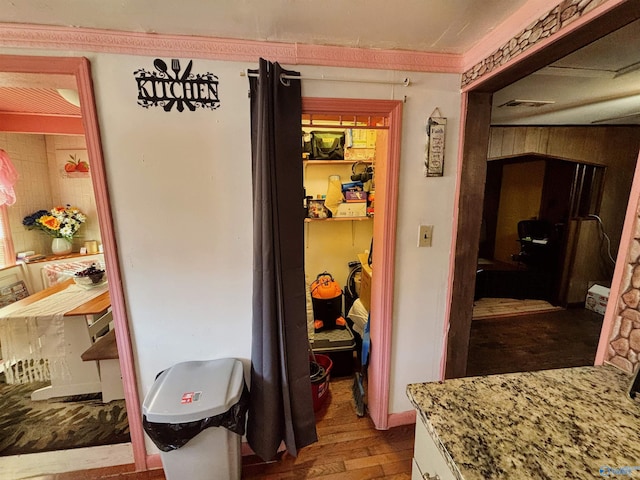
top-left (344, 190), bottom-right (367, 202)
top-left (357, 253), bottom-right (372, 311)
top-left (585, 284), bottom-right (610, 315)
top-left (336, 202), bottom-right (367, 218)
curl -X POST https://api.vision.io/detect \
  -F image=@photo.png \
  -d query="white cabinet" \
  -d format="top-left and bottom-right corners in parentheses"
top-left (412, 415), bottom-right (457, 480)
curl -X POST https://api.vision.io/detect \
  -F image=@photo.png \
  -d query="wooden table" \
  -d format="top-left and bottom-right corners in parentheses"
top-left (0, 278), bottom-right (112, 401)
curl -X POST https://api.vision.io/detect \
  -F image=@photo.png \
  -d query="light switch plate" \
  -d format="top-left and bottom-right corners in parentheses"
top-left (418, 225), bottom-right (433, 247)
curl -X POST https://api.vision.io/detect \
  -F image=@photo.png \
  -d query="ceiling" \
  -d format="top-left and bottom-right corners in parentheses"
top-left (0, 0), bottom-right (528, 54)
top-left (492, 18), bottom-right (640, 126)
top-left (0, 0), bottom-right (639, 125)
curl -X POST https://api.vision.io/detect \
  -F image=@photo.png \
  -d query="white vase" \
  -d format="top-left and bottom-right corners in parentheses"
top-left (51, 237), bottom-right (72, 255)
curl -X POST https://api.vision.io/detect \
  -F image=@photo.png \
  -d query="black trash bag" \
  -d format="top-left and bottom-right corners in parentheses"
top-left (143, 381), bottom-right (250, 452)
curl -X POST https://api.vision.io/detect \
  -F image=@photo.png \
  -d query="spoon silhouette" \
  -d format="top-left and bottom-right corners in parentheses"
top-left (154, 59), bottom-right (169, 75)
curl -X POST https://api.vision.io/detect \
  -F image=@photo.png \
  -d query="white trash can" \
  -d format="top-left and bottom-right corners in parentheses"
top-left (142, 358), bottom-right (246, 480)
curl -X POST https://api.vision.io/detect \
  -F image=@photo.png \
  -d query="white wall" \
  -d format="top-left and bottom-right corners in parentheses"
top-left (93, 59), bottom-right (461, 420)
top-left (2, 50), bottom-right (462, 440)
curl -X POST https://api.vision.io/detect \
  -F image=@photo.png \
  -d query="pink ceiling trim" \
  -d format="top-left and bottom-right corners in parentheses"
top-left (462, 0), bottom-right (566, 71)
top-left (461, 0), bottom-right (626, 89)
top-left (0, 112), bottom-right (84, 134)
top-left (295, 44), bottom-right (462, 73)
top-left (0, 22), bottom-right (462, 73)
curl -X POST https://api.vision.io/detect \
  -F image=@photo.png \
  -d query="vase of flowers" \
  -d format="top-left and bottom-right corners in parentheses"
top-left (23, 206), bottom-right (87, 255)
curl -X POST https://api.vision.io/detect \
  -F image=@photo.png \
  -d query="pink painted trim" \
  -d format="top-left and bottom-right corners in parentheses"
top-left (387, 409), bottom-right (416, 429)
top-left (371, 102), bottom-right (402, 430)
top-left (439, 92), bottom-right (470, 380)
top-left (0, 54), bottom-right (146, 471)
top-left (0, 23), bottom-right (461, 73)
top-left (462, 0), bottom-right (563, 71)
top-left (595, 150), bottom-right (640, 364)
top-left (462, 0), bottom-right (630, 92)
top-left (0, 113), bottom-right (84, 135)
top-left (146, 454), bottom-right (162, 469)
top-left (76, 58), bottom-right (147, 471)
top-left (301, 98), bottom-right (402, 430)
top-left (296, 44), bottom-right (462, 73)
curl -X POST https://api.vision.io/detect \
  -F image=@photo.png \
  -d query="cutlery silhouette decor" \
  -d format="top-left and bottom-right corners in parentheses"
top-left (135, 58), bottom-right (221, 112)
top-left (171, 59), bottom-right (181, 79)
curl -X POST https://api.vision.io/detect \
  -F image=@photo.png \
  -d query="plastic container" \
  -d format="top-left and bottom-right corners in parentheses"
top-left (310, 326), bottom-right (356, 377)
top-left (310, 354), bottom-right (333, 411)
top-left (142, 358), bottom-right (246, 480)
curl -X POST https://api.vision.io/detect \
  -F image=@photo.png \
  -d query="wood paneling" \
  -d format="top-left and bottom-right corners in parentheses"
top-left (488, 126), bottom-right (640, 254)
top-left (445, 91), bottom-right (492, 379)
top-left (494, 161), bottom-right (545, 263)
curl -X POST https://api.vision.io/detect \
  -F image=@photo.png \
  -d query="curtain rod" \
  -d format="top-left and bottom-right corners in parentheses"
top-left (240, 70), bottom-right (410, 87)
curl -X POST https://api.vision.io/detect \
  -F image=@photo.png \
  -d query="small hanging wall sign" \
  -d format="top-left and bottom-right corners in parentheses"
top-left (424, 108), bottom-right (446, 177)
top-left (134, 58), bottom-right (221, 112)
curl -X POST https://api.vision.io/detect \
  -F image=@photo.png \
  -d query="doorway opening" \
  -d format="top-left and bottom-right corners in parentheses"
top-left (301, 98), bottom-right (402, 429)
top-left (0, 55), bottom-right (145, 476)
top-left (446, 5), bottom-right (640, 380)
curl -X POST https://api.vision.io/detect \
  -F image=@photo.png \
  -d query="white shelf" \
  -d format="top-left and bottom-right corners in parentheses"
top-left (305, 216), bottom-right (371, 223)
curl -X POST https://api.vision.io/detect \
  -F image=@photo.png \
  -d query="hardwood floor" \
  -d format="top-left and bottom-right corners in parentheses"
top-left (22, 304), bottom-right (601, 479)
top-left (25, 377), bottom-right (415, 480)
top-left (466, 306), bottom-right (604, 377)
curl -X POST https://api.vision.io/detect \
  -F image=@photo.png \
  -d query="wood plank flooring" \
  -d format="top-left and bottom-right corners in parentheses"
top-left (472, 297), bottom-right (563, 319)
top-left (466, 306), bottom-right (604, 377)
top-left (20, 303), bottom-right (603, 479)
top-left (25, 377), bottom-right (415, 480)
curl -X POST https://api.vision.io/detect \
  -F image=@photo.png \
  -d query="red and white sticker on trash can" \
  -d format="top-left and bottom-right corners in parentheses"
top-left (181, 391), bottom-right (202, 404)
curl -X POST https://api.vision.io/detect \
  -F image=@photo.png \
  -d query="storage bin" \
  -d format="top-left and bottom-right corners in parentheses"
top-left (310, 326), bottom-right (356, 377)
top-left (310, 353), bottom-right (333, 411)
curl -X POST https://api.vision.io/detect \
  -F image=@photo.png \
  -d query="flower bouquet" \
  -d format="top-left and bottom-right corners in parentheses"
top-left (23, 206), bottom-right (87, 255)
top-left (23, 206), bottom-right (87, 240)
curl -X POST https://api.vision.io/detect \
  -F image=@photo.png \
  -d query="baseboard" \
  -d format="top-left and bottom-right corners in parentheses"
top-left (387, 409), bottom-right (416, 428)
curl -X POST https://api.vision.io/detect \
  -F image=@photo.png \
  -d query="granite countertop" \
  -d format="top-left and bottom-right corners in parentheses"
top-left (407, 365), bottom-right (640, 480)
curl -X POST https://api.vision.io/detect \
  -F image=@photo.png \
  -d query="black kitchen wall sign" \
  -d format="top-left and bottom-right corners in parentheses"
top-left (134, 59), bottom-right (221, 112)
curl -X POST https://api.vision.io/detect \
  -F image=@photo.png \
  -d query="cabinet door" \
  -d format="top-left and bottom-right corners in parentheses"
top-left (413, 416), bottom-right (457, 480)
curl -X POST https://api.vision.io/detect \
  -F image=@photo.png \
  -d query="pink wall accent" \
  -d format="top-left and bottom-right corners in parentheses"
top-left (369, 101), bottom-right (403, 430)
top-left (0, 113), bottom-right (84, 135)
top-left (387, 409), bottom-right (416, 429)
top-left (595, 151), bottom-right (640, 365)
top-left (462, 0), bottom-right (569, 71)
top-left (76, 58), bottom-right (147, 471)
top-left (0, 23), bottom-right (462, 73)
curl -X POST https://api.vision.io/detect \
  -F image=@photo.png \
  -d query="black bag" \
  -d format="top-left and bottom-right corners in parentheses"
top-left (310, 131), bottom-right (345, 160)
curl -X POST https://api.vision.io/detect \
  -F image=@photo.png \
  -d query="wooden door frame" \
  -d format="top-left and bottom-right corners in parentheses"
top-left (302, 98), bottom-right (402, 429)
top-left (444, 1), bottom-right (640, 379)
top-left (0, 54), bottom-right (146, 470)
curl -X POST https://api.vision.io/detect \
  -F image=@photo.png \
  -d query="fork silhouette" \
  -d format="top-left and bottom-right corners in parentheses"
top-left (171, 59), bottom-right (181, 79)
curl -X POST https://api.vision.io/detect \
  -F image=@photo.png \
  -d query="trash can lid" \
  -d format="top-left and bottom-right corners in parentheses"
top-left (142, 358), bottom-right (244, 424)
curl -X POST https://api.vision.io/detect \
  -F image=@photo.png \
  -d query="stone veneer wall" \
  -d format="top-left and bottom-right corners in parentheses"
top-left (462, 0), bottom-right (606, 87)
top-left (607, 201), bottom-right (640, 373)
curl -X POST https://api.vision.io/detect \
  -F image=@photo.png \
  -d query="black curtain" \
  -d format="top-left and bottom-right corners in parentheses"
top-left (247, 58), bottom-right (317, 461)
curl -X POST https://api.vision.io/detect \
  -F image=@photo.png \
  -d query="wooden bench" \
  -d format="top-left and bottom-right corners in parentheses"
top-left (81, 327), bottom-right (124, 402)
